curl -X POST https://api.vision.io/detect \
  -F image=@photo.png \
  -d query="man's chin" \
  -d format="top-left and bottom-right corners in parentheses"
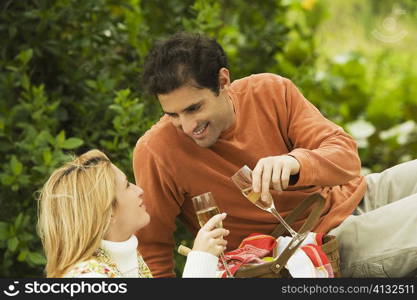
top-left (193, 136), bottom-right (217, 148)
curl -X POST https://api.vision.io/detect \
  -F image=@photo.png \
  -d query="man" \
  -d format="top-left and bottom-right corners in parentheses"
top-left (133, 32), bottom-right (417, 277)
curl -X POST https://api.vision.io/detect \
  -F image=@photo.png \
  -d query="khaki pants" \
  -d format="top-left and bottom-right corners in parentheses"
top-left (328, 159), bottom-right (417, 277)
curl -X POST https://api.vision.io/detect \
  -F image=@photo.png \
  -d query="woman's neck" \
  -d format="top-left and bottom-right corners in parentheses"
top-left (104, 229), bottom-right (132, 242)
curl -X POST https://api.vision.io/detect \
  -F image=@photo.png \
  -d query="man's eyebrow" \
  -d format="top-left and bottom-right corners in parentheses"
top-left (163, 100), bottom-right (204, 115)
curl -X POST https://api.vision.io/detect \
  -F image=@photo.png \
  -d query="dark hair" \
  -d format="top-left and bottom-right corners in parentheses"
top-left (142, 32), bottom-right (229, 95)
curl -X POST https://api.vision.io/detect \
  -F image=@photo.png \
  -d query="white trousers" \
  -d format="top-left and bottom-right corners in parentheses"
top-left (328, 159), bottom-right (417, 277)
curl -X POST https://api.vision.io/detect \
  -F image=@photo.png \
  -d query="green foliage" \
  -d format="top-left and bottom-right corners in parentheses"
top-left (306, 0), bottom-right (417, 172)
top-left (302, 49), bottom-right (417, 172)
top-left (0, 0), bottom-right (157, 277)
top-left (1, 0), bottom-right (416, 277)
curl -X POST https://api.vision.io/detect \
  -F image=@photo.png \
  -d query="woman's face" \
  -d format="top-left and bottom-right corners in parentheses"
top-left (106, 164), bottom-right (150, 241)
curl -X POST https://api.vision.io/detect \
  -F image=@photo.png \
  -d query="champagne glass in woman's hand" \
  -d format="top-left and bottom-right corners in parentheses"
top-left (192, 192), bottom-right (234, 278)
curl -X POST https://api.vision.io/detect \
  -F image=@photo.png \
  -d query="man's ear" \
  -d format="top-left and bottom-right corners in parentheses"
top-left (218, 67), bottom-right (231, 91)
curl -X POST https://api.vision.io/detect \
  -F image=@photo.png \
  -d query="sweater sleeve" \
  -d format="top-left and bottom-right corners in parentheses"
top-left (182, 251), bottom-right (219, 278)
top-left (278, 77), bottom-right (361, 187)
top-left (133, 141), bottom-right (182, 278)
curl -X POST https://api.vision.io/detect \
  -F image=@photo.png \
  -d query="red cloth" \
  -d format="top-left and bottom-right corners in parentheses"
top-left (301, 244), bottom-right (334, 277)
top-left (218, 233), bottom-right (276, 277)
top-left (314, 232), bottom-right (324, 246)
top-left (218, 232), bottom-right (333, 278)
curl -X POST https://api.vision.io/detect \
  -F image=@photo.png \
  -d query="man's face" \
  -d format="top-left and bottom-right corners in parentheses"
top-left (158, 82), bottom-right (235, 148)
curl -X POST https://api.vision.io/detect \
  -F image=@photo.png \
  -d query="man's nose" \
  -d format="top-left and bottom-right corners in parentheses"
top-left (175, 115), bottom-right (196, 135)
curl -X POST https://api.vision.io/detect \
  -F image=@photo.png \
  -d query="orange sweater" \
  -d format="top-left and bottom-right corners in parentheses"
top-left (133, 73), bottom-right (366, 277)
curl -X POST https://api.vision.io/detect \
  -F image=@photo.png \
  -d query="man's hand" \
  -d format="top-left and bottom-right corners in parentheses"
top-left (252, 155), bottom-right (300, 201)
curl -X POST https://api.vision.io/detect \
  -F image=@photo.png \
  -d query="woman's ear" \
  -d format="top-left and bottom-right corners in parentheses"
top-left (104, 215), bottom-right (116, 241)
top-left (109, 213), bottom-right (117, 224)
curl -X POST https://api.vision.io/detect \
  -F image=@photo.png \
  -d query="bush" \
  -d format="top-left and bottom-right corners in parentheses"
top-left (0, 0), bottom-right (158, 277)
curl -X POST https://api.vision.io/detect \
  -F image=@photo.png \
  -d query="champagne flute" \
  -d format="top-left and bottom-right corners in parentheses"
top-left (192, 192), bottom-right (234, 278)
top-left (231, 165), bottom-right (307, 247)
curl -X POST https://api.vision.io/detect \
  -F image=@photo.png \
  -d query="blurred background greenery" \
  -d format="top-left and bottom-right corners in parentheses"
top-left (1, 0), bottom-right (416, 277)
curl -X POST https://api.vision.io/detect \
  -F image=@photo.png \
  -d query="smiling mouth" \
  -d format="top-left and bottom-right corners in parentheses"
top-left (192, 122), bottom-right (209, 138)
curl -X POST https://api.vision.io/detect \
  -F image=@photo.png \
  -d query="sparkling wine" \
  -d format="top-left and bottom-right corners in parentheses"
top-left (242, 187), bottom-right (272, 210)
top-left (196, 206), bottom-right (222, 227)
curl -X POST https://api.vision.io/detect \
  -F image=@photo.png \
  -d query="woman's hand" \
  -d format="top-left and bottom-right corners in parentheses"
top-left (192, 213), bottom-right (229, 257)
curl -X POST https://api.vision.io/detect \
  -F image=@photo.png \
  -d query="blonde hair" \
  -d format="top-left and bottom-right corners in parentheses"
top-left (37, 149), bottom-right (117, 277)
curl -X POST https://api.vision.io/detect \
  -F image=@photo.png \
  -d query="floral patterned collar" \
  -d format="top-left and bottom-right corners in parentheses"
top-left (64, 248), bottom-right (153, 278)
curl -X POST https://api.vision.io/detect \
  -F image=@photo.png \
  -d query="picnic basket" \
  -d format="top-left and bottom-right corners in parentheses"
top-left (234, 193), bottom-right (340, 278)
top-left (178, 193), bottom-right (341, 278)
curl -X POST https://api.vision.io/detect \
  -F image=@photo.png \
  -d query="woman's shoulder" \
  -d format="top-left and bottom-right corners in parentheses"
top-left (63, 258), bottom-right (120, 278)
top-left (137, 254), bottom-right (153, 278)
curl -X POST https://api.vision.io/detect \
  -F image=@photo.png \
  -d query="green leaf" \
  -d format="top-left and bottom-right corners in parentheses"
top-left (10, 156), bottom-right (23, 176)
top-left (56, 130), bottom-right (66, 146)
top-left (16, 49), bottom-right (33, 65)
top-left (109, 104), bottom-right (124, 115)
top-left (5, 65), bottom-right (19, 72)
top-left (14, 213), bottom-right (24, 230)
top-left (43, 149), bottom-right (52, 165)
top-left (0, 222), bottom-right (9, 239)
top-left (1, 174), bottom-right (14, 185)
top-left (114, 89), bottom-right (131, 104)
top-left (8, 237), bottom-right (19, 252)
top-left (61, 138), bottom-right (84, 149)
top-left (21, 74), bottom-right (30, 90)
top-left (17, 175), bottom-right (30, 188)
top-left (85, 79), bottom-right (97, 89)
top-left (18, 250), bottom-right (28, 262)
top-left (9, 26), bottom-right (17, 39)
top-left (28, 252), bottom-right (46, 265)
top-left (19, 231), bottom-right (34, 242)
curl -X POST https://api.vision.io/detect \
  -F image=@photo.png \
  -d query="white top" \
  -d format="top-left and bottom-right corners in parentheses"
top-left (77, 235), bottom-right (218, 278)
top-left (182, 250), bottom-right (219, 278)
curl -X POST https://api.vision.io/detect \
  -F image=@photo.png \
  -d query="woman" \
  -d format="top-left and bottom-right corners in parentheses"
top-left (37, 149), bottom-right (228, 277)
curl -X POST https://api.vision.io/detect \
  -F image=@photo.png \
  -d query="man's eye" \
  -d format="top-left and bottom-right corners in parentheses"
top-left (187, 105), bottom-right (200, 113)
